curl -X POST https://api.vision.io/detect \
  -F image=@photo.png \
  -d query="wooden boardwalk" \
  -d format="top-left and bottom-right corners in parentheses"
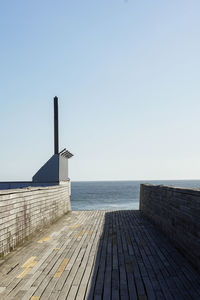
top-left (0, 210), bottom-right (200, 300)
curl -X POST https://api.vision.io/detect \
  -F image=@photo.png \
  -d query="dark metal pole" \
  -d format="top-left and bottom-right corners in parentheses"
top-left (54, 96), bottom-right (59, 154)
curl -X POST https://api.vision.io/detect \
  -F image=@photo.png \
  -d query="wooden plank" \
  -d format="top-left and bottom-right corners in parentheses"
top-left (115, 211), bottom-right (130, 300)
top-left (57, 211), bottom-right (101, 300)
top-left (34, 212), bottom-right (96, 299)
top-left (0, 210), bottom-right (200, 300)
top-left (76, 212), bottom-right (104, 300)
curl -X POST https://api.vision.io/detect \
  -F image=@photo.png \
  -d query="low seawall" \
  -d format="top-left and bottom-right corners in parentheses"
top-left (0, 182), bottom-right (71, 257)
top-left (140, 184), bottom-right (200, 272)
top-left (0, 182), bottom-right (59, 190)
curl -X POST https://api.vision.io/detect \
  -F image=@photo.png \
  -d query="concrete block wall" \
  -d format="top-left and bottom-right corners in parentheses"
top-left (140, 184), bottom-right (200, 272)
top-left (0, 182), bottom-right (71, 257)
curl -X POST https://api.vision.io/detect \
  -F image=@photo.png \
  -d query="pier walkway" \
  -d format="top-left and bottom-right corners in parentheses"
top-left (0, 210), bottom-right (200, 300)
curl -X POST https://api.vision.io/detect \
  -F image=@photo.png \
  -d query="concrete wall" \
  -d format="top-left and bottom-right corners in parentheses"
top-left (59, 155), bottom-right (68, 180)
top-left (32, 154), bottom-right (70, 183)
top-left (140, 184), bottom-right (200, 272)
top-left (32, 154), bottom-right (59, 183)
top-left (0, 182), bottom-right (59, 190)
top-left (0, 182), bottom-right (71, 257)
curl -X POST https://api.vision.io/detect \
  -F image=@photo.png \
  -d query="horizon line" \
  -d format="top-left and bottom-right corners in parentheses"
top-left (71, 178), bottom-right (200, 182)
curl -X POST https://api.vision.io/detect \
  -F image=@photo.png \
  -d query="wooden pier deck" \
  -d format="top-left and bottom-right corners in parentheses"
top-left (0, 210), bottom-right (200, 300)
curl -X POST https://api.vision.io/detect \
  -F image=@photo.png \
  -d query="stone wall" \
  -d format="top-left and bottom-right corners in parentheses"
top-left (0, 182), bottom-right (71, 257)
top-left (140, 184), bottom-right (200, 272)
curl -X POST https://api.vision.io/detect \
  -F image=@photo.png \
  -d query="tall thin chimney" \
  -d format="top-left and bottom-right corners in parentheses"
top-left (54, 96), bottom-right (59, 154)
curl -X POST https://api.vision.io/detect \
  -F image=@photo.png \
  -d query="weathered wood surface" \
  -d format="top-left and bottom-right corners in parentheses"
top-left (140, 184), bottom-right (200, 272)
top-left (0, 210), bottom-right (200, 299)
top-left (0, 183), bottom-right (71, 257)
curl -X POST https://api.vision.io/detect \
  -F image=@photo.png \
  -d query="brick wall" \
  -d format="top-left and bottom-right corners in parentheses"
top-left (0, 182), bottom-right (71, 257)
top-left (140, 184), bottom-right (200, 272)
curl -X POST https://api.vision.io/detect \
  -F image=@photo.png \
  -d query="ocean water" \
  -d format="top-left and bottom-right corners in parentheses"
top-left (71, 180), bottom-right (200, 211)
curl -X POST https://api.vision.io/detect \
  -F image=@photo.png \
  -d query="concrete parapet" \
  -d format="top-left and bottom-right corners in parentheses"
top-left (140, 184), bottom-right (200, 272)
top-left (0, 182), bottom-right (71, 257)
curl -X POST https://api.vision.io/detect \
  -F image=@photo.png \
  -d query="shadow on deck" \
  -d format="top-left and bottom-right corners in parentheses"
top-left (86, 210), bottom-right (200, 300)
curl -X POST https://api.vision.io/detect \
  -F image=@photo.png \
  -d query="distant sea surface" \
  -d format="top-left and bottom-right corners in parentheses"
top-left (71, 180), bottom-right (200, 211)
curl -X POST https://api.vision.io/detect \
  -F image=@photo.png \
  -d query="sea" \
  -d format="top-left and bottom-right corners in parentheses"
top-left (71, 180), bottom-right (200, 211)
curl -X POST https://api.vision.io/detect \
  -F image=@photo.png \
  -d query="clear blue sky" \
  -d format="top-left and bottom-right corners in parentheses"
top-left (0, 1), bottom-right (200, 181)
